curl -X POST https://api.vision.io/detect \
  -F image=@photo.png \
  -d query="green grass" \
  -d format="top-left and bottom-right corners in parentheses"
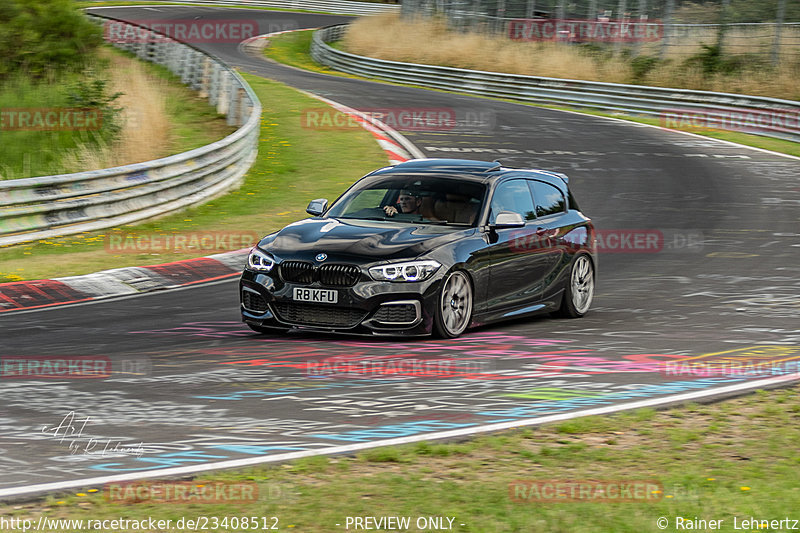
top-left (106, 46), bottom-right (236, 158)
top-left (3, 385), bottom-right (799, 532)
top-left (265, 30), bottom-right (800, 159)
top-left (262, 30), bottom-right (344, 75)
top-left (264, 30), bottom-right (343, 76)
top-left (0, 45), bottom-right (233, 180)
top-left (0, 72), bottom-right (388, 282)
top-left (0, 70), bottom-right (114, 179)
top-left (137, 55), bottom-right (235, 155)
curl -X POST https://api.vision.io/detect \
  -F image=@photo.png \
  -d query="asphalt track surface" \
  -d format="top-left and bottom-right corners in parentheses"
top-left (1, 6), bottom-right (799, 499)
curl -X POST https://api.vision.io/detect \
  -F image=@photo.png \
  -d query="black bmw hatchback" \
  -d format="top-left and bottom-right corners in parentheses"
top-left (240, 158), bottom-right (596, 338)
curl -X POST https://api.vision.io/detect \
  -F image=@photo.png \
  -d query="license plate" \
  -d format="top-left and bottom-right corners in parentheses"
top-left (293, 287), bottom-right (338, 304)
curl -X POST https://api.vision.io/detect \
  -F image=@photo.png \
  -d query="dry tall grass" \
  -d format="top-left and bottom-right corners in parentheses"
top-left (64, 49), bottom-right (170, 172)
top-left (343, 14), bottom-right (800, 101)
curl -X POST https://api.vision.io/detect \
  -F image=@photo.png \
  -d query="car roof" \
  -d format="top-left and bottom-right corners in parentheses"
top-left (367, 158), bottom-right (570, 191)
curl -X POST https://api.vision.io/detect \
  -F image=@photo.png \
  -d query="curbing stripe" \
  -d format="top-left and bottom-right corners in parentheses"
top-left (0, 280), bottom-right (89, 311)
top-left (0, 249), bottom-right (250, 313)
top-left (296, 90), bottom-right (424, 164)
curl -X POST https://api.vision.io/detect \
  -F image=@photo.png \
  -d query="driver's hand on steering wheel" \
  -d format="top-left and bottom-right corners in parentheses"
top-left (383, 205), bottom-right (398, 217)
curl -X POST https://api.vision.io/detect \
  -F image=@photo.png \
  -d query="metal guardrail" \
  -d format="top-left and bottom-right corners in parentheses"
top-left (0, 14), bottom-right (261, 247)
top-left (400, 0), bottom-right (800, 63)
top-left (311, 24), bottom-right (800, 143)
top-left (84, 0), bottom-right (400, 16)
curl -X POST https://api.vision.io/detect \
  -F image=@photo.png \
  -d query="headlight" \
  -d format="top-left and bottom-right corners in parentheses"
top-left (369, 260), bottom-right (441, 282)
top-left (247, 248), bottom-right (275, 272)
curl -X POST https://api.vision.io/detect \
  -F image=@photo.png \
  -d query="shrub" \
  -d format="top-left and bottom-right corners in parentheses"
top-left (630, 55), bottom-right (662, 82)
top-left (0, 0), bottom-right (103, 80)
top-left (683, 43), bottom-right (766, 75)
top-left (66, 76), bottom-right (124, 138)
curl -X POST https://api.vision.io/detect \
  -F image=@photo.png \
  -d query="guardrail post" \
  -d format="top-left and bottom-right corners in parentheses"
top-left (125, 24), bottom-right (136, 53)
top-left (238, 87), bottom-right (248, 127)
top-left (660, 0), bottom-right (675, 60)
top-left (172, 41), bottom-right (182, 75)
top-left (247, 95), bottom-right (256, 128)
top-left (772, 0), bottom-right (787, 66)
top-left (470, 0), bottom-right (482, 33)
top-left (191, 50), bottom-right (201, 89)
top-left (166, 41), bottom-right (178, 75)
top-left (632, 0), bottom-right (647, 57)
top-left (495, 0), bottom-right (506, 35)
top-left (400, 0), bottom-right (412, 19)
top-left (217, 70), bottom-right (230, 116)
top-left (145, 32), bottom-right (156, 62)
top-left (116, 23), bottom-right (127, 52)
top-left (195, 51), bottom-right (205, 90)
top-left (209, 63), bottom-right (221, 107)
top-left (136, 34), bottom-right (146, 60)
top-left (614, 0), bottom-right (627, 56)
top-left (189, 50), bottom-right (200, 90)
top-left (199, 57), bottom-right (211, 98)
top-left (155, 40), bottom-right (166, 66)
top-left (227, 78), bottom-right (239, 127)
top-left (716, 0), bottom-right (731, 54)
top-left (180, 47), bottom-right (191, 85)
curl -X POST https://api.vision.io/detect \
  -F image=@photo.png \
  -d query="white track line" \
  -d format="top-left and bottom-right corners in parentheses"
top-left (299, 90), bottom-right (426, 161)
top-left (240, 29), bottom-right (425, 164)
top-left (3, 372), bottom-right (798, 499)
top-left (549, 106), bottom-right (800, 160)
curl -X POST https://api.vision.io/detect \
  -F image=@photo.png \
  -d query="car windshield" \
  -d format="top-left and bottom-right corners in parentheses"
top-left (326, 175), bottom-right (486, 226)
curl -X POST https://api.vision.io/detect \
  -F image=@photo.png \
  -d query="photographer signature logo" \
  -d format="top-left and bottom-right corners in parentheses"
top-left (41, 411), bottom-right (144, 458)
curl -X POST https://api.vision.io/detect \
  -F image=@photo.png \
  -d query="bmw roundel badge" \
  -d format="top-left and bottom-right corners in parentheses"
top-left (315, 253), bottom-right (328, 262)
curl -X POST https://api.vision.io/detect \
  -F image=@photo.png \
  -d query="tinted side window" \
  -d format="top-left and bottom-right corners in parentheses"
top-left (490, 179), bottom-right (536, 222)
top-left (529, 180), bottom-right (566, 217)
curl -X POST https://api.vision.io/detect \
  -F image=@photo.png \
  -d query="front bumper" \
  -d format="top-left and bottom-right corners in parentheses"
top-left (239, 268), bottom-right (442, 336)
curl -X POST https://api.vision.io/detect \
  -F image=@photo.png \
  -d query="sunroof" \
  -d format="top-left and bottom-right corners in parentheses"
top-left (395, 158), bottom-right (501, 172)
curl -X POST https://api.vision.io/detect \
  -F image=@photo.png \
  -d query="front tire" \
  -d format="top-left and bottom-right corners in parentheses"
top-left (434, 270), bottom-right (473, 338)
top-left (556, 254), bottom-right (594, 318)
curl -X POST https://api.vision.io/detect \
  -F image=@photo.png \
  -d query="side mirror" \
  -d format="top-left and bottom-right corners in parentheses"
top-left (492, 211), bottom-right (526, 229)
top-left (306, 198), bottom-right (328, 216)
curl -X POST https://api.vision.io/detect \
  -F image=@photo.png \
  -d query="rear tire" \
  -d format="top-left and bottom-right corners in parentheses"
top-left (433, 270), bottom-right (473, 338)
top-left (556, 254), bottom-right (594, 318)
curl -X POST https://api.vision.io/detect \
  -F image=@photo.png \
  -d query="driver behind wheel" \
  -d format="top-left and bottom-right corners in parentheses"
top-left (383, 189), bottom-right (422, 217)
